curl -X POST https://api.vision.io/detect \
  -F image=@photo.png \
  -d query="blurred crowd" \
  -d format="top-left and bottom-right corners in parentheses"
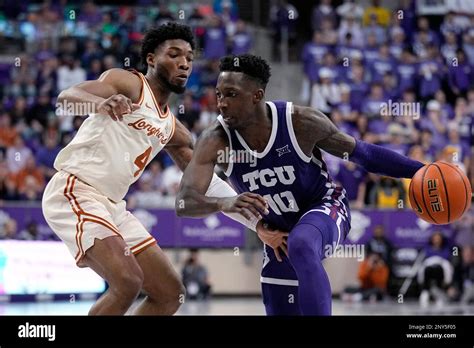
top-left (296, 0), bottom-right (473, 209)
top-left (0, 0), bottom-right (251, 207)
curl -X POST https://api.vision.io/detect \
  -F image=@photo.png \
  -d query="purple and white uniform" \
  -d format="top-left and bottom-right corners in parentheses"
top-left (218, 100), bottom-right (351, 315)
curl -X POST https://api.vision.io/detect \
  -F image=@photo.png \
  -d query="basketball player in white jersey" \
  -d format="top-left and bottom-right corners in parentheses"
top-left (42, 23), bottom-right (270, 315)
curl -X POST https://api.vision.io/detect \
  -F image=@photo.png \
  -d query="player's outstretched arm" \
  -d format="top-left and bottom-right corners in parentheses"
top-left (293, 105), bottom-right (424, 179)
top-left (56, 68), bottom-right (140, 120)
top-left (174, 124), bottom-right (268, 229)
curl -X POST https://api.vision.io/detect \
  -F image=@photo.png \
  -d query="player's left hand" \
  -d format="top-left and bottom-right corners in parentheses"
top-left (256, 221), bottom-right (289, 262)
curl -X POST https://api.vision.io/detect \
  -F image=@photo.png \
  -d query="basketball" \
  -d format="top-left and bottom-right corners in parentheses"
top-left (409, 162), bottom-right (472, 225)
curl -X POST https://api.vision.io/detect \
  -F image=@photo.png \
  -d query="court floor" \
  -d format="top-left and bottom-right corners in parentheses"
top-left (1, 298), bottom-right (473, 315)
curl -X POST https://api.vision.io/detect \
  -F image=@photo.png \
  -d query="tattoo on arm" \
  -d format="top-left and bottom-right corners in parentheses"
top-left (293, 106), bottom-right (356, 159)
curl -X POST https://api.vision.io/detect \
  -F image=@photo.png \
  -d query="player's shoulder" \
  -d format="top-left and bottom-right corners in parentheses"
top-left (290, 104), bottom-right (327, 130)
top-left (197, 121), bottom-right (229, 148)
top-left (98, 68), bottom-right (142, 86)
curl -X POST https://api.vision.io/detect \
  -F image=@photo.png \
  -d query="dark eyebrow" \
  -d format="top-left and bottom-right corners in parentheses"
top-left (167, 46), bottom-right (194, 55)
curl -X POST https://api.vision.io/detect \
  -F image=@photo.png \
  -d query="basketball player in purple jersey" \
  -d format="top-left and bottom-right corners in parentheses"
top-left (176, 54), bottom-right (424, 315)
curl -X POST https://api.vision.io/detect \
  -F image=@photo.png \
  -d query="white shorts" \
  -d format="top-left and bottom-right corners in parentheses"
top-left (42, 170), bottom-right (156, 267)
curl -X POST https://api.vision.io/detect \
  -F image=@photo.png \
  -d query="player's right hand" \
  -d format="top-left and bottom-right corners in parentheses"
top-left (256, 221), bottom-right (289, 262)
top-left (97, 94), bottom-right (140, 121)
top-left (217, 192), bottom-right (269, 220)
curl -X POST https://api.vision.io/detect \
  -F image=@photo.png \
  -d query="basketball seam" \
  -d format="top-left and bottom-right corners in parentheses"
top-left (447, 163), bottom-right (469, 216)
top-left (409, 180), bottom-right (422, 214)
top-left (433, 163), bottom-right (450, 223)
top-left (421, 164), bottom-right (438, 224)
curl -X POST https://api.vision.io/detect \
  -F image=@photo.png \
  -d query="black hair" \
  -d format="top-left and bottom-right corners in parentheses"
top-left (140, 22), bottom-right (195, 67)
top-left (219, 54), bottom-right (271, 89)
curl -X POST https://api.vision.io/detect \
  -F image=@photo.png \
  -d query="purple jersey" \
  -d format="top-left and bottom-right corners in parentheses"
top-left (217, 100), bottom-right (349, 231)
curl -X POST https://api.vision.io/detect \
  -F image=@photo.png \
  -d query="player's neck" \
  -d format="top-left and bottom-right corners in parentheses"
top-left (144, 73), bottom-right (171, 109)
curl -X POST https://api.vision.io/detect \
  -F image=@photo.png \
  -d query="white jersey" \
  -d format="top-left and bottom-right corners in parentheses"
top-left (54, 71), bottom-right (176, 202)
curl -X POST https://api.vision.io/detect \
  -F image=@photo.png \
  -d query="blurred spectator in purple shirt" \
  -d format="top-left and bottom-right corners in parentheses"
top-left (418, 129), bottom-right (438, 162)
top-left (413, 17), bottom-right (440, 48)
top-left (302, 31), bottom-right (329, 82)
top-left (441, 31), bottom-right (459, 64)
top-left (36, 135), bottom-right (61, 181)
top-left (396, 48), bottom-right (417, 94)
top-left (347, 64), bottom-right (369, 112)
top-left (370, 44), bottom-right (395, 82)
top-left (231, 20), bottom-right (251, 55)
top-left (204, 16), bottom-right (227, 59)
top-left (362, 83), bottom-right (385, 118)
top-left (388, 27), bottom-right (406, 60)
top-left (78, 0), bottom-right (103, 27)
top-left (396, 0), bottom-right (416, 43)
top-left (362, 33), bottom-right (380, 65)
top-left (448, 49), bottom-right (473, 97)
top-left (441, 11), bottom-right (465, 38)
top-left (335, 160), bottom-right (368, 209)
top-left (311, 0), bottom-right (337, 33)
top-left (417, 45), bottom-right (444, 100)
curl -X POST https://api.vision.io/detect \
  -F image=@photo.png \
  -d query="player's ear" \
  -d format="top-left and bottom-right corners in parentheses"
top-left (146, 53), bottom-right (155, 67)
top-left (254, 89), bottom-right (264, 104)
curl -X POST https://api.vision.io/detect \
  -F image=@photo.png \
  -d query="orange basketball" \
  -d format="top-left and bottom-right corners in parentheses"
top-left (408, 161), bottom-right (472, 225)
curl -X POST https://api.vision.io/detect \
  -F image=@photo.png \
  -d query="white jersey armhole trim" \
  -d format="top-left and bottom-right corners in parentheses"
top-left (217, 115), bottom-right (234, 177)
top-left (235, 101), bottom-right (278, 159)
top-left (285, 102), bottom-right (312, 163)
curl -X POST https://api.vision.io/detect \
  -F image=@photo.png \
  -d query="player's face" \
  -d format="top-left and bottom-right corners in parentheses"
top-left (216, 71), bottom-right (260, 129)
top-left (149, 39), bottom-right (193, 94)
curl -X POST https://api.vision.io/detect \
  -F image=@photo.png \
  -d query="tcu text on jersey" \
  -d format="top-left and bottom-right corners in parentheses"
top-left (242, 165), bottom-right (299, 215)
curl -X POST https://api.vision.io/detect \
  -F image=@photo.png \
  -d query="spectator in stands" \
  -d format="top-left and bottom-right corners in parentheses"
top-left (310, 67), bottom-right (341, 113)
top-left (362, 0), bottom-right (390, 27)
top-left (161, 163), bottom-right (182, 196)
top-left (357, 251), bottom-right (390, 301)
top-left (362, 83), bottom-right (385, 118)
top-left (12, 157), bottom-right (45, 201)
top-left (6, 136), bottom-right (32, 174)
top-left (368, 176), bottom-right (405, 209)
top-left (366, 225), bottom-right (393, 266)
top-left (0, 113), bottom-right (18, 149)
top-left (396, 49), bottom-right (417, 94)
top-left (17, 220), bottom-right (43, 240)
top-left (418, 231), bottom-right (454, 307)
top-left (363, 13), bottom-right (387, 45)
top-left (182, 249), bottom-right (211, 300)
top-left (177, 93), bottom-right (201, 135)
top-left (417, 45), bottom-right (444, 101)
top-left (204, 16), bottom-right (227, 60)
top-left (231, 20), bottom-right (252, 55)
top-left (448, 49), bottom-right (473, 97)
top-left (0, 213), bottom-right (17, 240)
top-left (0, 160), bottom-right (18, 201)
top-left (57, 56), bottom-right (86, 92)
top-left (36, 135), bottom-right (61, 181)
top-left (336, 0), bottom-right (364, 21)
top-left (311, 0), bottom-right (337, 33)
top-left (334, 160), bottom-right (367, 209)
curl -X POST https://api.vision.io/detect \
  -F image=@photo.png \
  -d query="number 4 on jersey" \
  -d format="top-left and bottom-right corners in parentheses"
top-left (134, 146), bottom-right (152, 177)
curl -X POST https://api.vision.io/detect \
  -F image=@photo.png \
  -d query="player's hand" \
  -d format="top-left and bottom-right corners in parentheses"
top-left (217, 192), bottom-right (269, 220)
top-left (97, 94), bottom-right (140, 121)
top-left (256, 221), bottom-right (289, 262)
